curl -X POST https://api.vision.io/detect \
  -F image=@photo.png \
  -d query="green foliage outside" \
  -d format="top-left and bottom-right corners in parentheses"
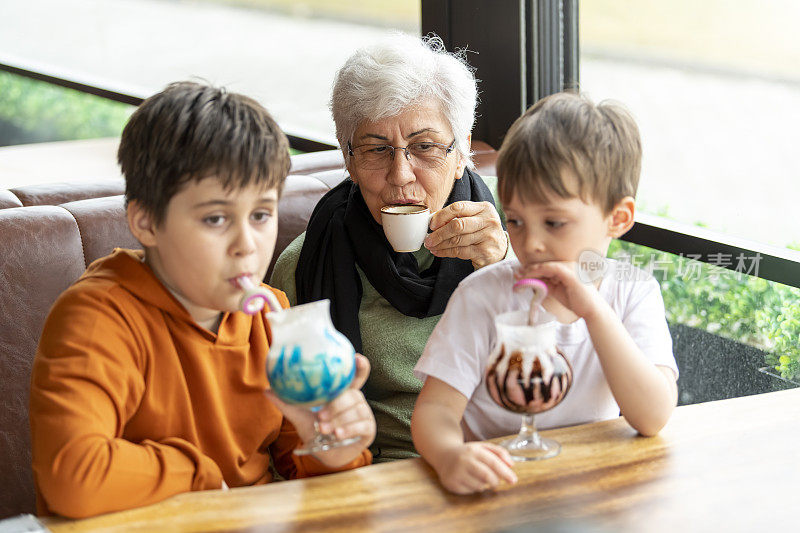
top-left (0, 73), bottom-right (303, 157)
top-left (0, 72), bottom-right (134, 146)
top-left (608, 240), bottom-right (800, 382)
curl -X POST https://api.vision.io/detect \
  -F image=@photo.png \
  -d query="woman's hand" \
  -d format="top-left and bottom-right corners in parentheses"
top-left (435, 442), bottom-right (517, 494)
top-left (266, 354), bottom-right (376, 467)
top-left (425, 201), bottom-right (507, 270)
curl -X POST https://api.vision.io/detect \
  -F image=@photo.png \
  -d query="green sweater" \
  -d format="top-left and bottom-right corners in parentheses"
top-left (269, 176), bottom-right (507, 462)
top-left (271, 235), bottom-right (437, 461)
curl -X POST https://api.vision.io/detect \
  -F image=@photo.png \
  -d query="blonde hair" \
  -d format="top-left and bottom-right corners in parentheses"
top-left (497, 92), bottom-right (641, 214)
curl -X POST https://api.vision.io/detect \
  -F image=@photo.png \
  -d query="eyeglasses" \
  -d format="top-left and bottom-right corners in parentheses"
top-left (347, 139), bottom-right (455, 171)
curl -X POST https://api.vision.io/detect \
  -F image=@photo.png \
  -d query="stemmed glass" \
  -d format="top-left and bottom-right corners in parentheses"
top-left (237, 277), bottom-right (360, 455)
top-left (485, 279), bottom-right (572, 460)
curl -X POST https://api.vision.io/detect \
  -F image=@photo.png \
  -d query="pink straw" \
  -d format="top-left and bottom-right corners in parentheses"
top-left (513, 278), bottom-right (548, 325)
top-left (236, 275), bottom-right (282, 315)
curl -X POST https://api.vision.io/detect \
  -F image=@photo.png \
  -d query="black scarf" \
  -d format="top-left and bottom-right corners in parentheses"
top-left (295, 168), bottom-right (499, 353)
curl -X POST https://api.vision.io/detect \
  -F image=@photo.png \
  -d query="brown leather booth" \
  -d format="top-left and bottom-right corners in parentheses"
top-left (0, 144), bottom-right (497, 518)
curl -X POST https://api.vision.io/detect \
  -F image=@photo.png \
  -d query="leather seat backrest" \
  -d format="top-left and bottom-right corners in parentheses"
top-left (61, 196), bottom-right (141, 266)
top-left (0, 206), bottom-right (88, 518)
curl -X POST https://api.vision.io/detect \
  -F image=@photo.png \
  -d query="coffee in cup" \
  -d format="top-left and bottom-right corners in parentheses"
top-left (380, 204), bottom-right (432, 252)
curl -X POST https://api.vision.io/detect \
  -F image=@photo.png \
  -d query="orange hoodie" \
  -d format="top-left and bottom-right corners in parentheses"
top-left (30, 249), bottom-right (370, 518)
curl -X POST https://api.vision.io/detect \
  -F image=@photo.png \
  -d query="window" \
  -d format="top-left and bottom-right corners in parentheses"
top-left (4, 0), bottom-right (799, 403)
top-left (0, 72), bottom-right (134, 147)
top-left (578, 1), bottom-right (800, 402)
top-left (580, 0), bottom-right (800, 251)
top-left (0, 0), bottom-right (421, 146)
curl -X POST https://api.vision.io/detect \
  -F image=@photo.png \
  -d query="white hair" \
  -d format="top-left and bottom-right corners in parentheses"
top-left (330, 33), bottom-right (478, 169)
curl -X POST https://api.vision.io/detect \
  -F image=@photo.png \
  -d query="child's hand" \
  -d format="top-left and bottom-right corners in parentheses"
top-left (266, 354), bottom-right (376, 467)
top-left (313, 354), bottom-right (376, 465)
top-left (515, 261), bottom-right (606, 320)
top-left (435, 442), bottom-right (517, 494)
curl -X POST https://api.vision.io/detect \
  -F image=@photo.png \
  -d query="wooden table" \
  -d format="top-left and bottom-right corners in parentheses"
top-left (44, 388), bottom-right (800, 532)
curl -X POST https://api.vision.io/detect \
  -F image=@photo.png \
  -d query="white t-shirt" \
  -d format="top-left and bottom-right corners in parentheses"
top-left (414, 258), bottom-right (678, 442)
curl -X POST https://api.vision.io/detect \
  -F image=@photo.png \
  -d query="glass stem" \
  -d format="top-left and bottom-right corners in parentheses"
top-left (312, 413), bottom-right (334, 444)
top-left (311, 406), bottom-right (329, 437)
top-left (519, 413), bottom-right (541, 446)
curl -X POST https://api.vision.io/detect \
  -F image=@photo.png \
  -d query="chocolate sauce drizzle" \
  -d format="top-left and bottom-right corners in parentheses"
top-left (486, 344), bottom-right (573, 414)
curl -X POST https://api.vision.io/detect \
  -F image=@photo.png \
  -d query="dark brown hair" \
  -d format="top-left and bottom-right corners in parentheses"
top-left (118, 81), bottom-right (291, 224)
top-left (497, 92), bottom-right (641, 214)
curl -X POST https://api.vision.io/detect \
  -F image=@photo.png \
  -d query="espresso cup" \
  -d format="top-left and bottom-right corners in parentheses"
top-left (380, 205), bottom-right (432, 252)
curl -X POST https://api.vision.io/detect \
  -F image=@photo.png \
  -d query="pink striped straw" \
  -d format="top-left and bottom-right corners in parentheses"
top-left (236, 275), bottom-right (282, 315)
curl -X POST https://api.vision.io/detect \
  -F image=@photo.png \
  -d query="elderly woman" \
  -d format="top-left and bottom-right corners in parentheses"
top-left (270, 34), bottom-right (509, 462)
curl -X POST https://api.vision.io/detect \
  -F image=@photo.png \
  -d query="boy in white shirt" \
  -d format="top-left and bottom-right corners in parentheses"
top-left (411, 92), bottom-right (678, 495)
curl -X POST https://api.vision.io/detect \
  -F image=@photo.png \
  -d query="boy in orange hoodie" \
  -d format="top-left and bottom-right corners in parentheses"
top-left (29, 81), bottom-right (375, 519)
